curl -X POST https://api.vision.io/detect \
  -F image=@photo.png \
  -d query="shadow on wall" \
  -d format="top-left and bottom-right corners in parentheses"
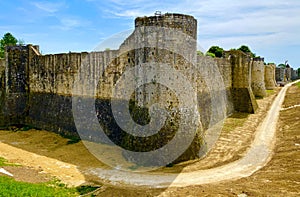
top-left (0, 13), bottom-right (277, 164)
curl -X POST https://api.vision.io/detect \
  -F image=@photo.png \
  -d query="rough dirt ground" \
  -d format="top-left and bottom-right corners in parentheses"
top-left (0, 84), bottom-right (299, 196)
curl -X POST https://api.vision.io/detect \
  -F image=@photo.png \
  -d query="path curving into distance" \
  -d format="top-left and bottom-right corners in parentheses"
top-left (89, 80), bottom-right (300, 188)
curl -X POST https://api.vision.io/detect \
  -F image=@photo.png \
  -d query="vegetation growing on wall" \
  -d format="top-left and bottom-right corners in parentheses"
top-left (237, 45), bottom-right (256, 57)
top-left (278, 63), bottom-right (286, 68)
top-left (206, 45), bottom-right (258, 58)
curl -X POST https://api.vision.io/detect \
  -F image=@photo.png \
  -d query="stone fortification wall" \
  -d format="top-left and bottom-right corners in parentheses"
top-left (214, 57), bottom-right (234, 115)
top-left (291, 68), bottom-right (298, 80)
top-left (275, 67), bottom-right (285, 82)
top-left (0, 58), bottom-right (5, 116)
top-left (275, 66), bottom-right (299, 82)
top-left (103, 13), bottom-right (204, 163)
top-left (135, 13), bottom-right (197, 39)
top-left (0, 46), bottom-right (29, 126)
top-left (285, 67), bottom-right (292, 81)
top-left (264, 63), bottom-right (276, 90)
top-left (224, 50), bottom-right (258, 113)
top-left (0, 58), bottom-right (4, 69)
top-left (251, 57), bottom-right (266, 97)
top-left (0, 13), bottom-right (274, 164)
top-left (27, 46), bottom-right (119, 136)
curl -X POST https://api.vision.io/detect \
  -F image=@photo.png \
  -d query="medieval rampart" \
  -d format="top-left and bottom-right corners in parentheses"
top-left (0, 13), bottom-right (276, 163)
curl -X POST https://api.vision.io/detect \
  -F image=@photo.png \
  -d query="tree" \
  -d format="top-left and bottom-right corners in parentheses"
top-left (0, 33), bottom-right (18, 58)
top-left (207, 46), bottom-right (224, 58)
top-left (237, 45), bottom-right (255, 57)
top-left (278, 64), bottom-right (286, 68)
top-left (206, 52), bottom-right (216, 58)
top-left (197, 50), bottom-right (204, 56)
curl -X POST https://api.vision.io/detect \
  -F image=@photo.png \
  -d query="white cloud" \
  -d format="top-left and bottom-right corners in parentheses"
top-left (53, 17), bottom-right (91, 31)
top-left (94, 0), bottom-right (300, 52)
top-left (60, 18), bottom-right (81, 29)
top-left (109, 10), bottom-right (151, 18)
top-left (31, 1), bottom-right (66, 13)
top-left (90, 0), bottom-right (300, 67)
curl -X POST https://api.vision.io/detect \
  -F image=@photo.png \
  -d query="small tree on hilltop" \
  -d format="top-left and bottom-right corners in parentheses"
top-left (238, 45), bottom-right (256, 57)
top-left (207, 46), bottom-right (224, 58)
top-left (0, 33), bottom-right (18, 58)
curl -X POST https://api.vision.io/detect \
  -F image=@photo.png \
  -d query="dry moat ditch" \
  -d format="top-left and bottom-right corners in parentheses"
top-left (0, 84), bottom-right (299, 196)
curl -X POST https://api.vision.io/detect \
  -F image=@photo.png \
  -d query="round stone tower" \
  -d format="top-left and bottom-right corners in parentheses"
top-left (264, 63), bottom-right (276, 90)
top-left (130, 13), bottom-right (198, 108)
top-left (135, 12), bottom-right (197, 39)
top-left (115, 13), bottom-right (202, 165)
top-left (251, 57), bottom-right (266, 97)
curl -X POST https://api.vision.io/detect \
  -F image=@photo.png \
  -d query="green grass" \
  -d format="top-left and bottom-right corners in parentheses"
top-left (0, 177), bottom-right (78, 197)
top-left (0, 157), bottom-right (99, 196)
top-left (296, 82), bottom-right (300, 88)
top-left (222, 112), bottom-right (249, 133)
top-left (76, 185), bottom-right (100, 196)
top-left (266, 89), bottom-right (275, 96)
top-left (0, 157), bottom-right (20, 167)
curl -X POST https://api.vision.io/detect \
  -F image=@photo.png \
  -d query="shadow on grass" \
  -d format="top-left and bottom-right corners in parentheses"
top-left (229, 112), bottom-right (249, 119)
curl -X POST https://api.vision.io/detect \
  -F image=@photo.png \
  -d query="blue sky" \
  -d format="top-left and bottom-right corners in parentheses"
top-left (0, 0), bottom-right (299, 69)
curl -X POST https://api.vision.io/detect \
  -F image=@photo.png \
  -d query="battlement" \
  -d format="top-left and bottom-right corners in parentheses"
top-left (135, 13), bottom-right (197, 39)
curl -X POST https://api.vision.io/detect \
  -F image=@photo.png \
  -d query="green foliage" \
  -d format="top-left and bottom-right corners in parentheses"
top-left (205, 52), bottom-right (216, 58)
top-left (237, 45), bottom-right (255, 57)
top-left (197, 50), bottom-right (204, 56)
top-left (278, 64), bottom-right (286, 68)
top-left (0, 32), bottom-right (18, 58)
top-left (0, 157), bottom-right (9, 166)
top-left (0, 176), bottom-right (78, 196)
top-left (296, 82), bottom-right (300, 88)
top-left (76, 185), bottom-right (100, 195)
top-left (207, 46), bottom-right (223, 57)
top-left (238, 45), bottom-right (251, 53)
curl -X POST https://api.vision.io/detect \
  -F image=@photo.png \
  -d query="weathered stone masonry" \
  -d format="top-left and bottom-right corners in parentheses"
top-left (0, 13), bottom-right (276, 163)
